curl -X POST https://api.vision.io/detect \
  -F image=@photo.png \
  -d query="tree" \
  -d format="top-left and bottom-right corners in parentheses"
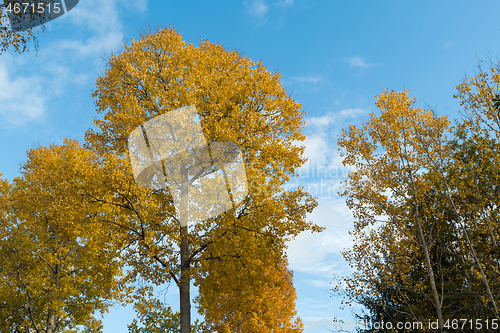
top-left (0, 0), bottom-right (58, 54)
top-left (335, 63), bottom-right (500, 332)
top-left (337, 129), bottom-right (500, 333)
top-left (83, 27), bottom-right (322, 333)
top-left (336, 88), bottom-right (451, 330)
top-left (0, 140), bottom-right (129, 333)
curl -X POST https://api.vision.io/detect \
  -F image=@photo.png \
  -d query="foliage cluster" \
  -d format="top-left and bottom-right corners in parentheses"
top-left (335, 61), bottom-right (500, 332)
top-left (0, 28), bottom-right (320, 333)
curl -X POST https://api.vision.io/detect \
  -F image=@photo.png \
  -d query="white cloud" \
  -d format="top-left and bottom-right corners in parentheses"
top-left (284, 107), bottom-right (372, 280)
top-left (66, 0), bottom-right (121, 33)
top-left (244, 0), bottom-right (294, 26)
top-left (337, 107), bottom-right (365, 118)
top-left (54, 0), bottom-right (124, 57)
top-left (301, 135), bottom-right (329, 166)
top-left (288, 75), bottom-right (322, 84)
top-left (0, 0), bottom-right (140, 127)
top-left (292, 107), bottom-right (368, 177)
top-left (286, 196), bottom-right (355, 276)
top-left (56, 32), bottom-right (124, 58)
top-left (307, 108), bottom-right (366, 127)
top-left (307, 113), bottom-right (335, 127)
top-left (443, 42), bottom-right (452, 49)
top-left (305, 108), bottom-right (365, 128)
top-left (308, 279), bottom-right (333, 289)
top-left (346, 56), bottom-right (374, 69)
top-left (122, 0), bottom-right (148, 13)
top-left (0, 60), bottom-right (47, 126)
top-left (245, 0), bottom-right (269, 19)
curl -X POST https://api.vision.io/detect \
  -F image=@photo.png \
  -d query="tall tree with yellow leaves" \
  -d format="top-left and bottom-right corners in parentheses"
top-left (83, 27), bottom-right (322, 333)
top-left (336, 89), bottom-right (452, 330)
top-left (336, 64), bottom-right (500, 331)
top-left (451, 60), bottom-right (500, 320)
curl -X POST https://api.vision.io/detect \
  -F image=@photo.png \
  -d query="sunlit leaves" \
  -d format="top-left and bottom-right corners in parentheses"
top-left (0, 140), bottom-right (129, 332)
top-left (336, 64), bottom-right (500, 330)
top-left (84, 27), bottom-right (321, 331)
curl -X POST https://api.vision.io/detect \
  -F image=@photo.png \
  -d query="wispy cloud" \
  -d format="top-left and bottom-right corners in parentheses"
top-left (55, 0), bottom-right (125, 57)
top-left (300, 134), bottom-right (330, 166)
top-left (308, 279), bottom-right (332, 288)
top-left (346, 56), bottom-right (375, 69)
top-left (244, 0), bottom-right (294, 22)
top-left (443, 42), bottom-right (452, 49)
top-left (284, 106), bottom-right (371, 278)
top-left (0, 59), bottom-right (47, 126)
top-left (0, 0), bottom-right (143, 127)
top-left (292, 108), bottom-right (368, 170)
top-left (245, 0), bottom-right (269, 19)
top-left (288, 75), bottom-right (322, 84)
top-left (305, 108), bottom-right (365, 128)
top-left (286, 196), bottom-right (355, 275)
top-left (307, 113), bottom-right (335, 128)
top-left (337, 107), bottom-right (365, 118)
top-left (122, 0), bottom-right (148, 13)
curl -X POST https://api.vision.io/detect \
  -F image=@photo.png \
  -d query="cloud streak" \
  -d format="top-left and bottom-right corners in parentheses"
top-left (245, 0), bottom-right (269, 19)
top-left (288, 75), bottom-right (322, 84)
top-left (244, 0), bottom-right (295, 22)
top-left (346, 56), bottom-right (375, 68)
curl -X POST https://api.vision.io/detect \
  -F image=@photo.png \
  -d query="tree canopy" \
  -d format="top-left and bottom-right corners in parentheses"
top-left (82, 27), bottom-right (321, 332)
top-left (334, 62), bottom-right (500, 333)
top-left (0, 140), bottom-right (129, 333)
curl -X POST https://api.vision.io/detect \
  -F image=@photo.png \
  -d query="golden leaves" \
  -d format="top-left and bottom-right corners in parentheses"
top-left (2, 27), bottom-right (323, 331)
top-left (0, 140), bottom-right (128, 332)
top-left (337, 63), bottom-right (500, 327)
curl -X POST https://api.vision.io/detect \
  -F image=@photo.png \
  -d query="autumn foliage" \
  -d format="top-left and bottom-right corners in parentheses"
top-left (335, 61), bottom-right (500, 332)
top-left (1, 28), bottom-right (321, 332)
top-left (0, 141), bottom-right (128, 333)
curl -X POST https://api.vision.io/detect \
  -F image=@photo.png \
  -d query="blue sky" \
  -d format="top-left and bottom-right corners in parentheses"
top-left (1, 0), bottom-right (500, 332)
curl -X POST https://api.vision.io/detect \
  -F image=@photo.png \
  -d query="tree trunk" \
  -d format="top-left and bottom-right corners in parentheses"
top-left (180, 180), bottom-right (191, 333)
top-left (433, 158), bottom-right (500, 321)
top-left (414, 205), bottom-right (444, 331)
top-left (46, 264), bottom-right (59, 333)
top-left (407, 163), bottom-right (444, 331)
top-left (460, 221), bottom-right (500, 320)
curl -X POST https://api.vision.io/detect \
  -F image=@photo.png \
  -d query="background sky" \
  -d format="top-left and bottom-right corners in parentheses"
top-left (1, 1), bottom-right (500, 332)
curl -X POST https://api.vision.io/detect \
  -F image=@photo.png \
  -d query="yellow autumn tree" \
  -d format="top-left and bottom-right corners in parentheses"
top-left (336, 88), bottom-right (452, 330)
top-left (336, 74), bottom-right (500, 331)
top-left (451, 60), bottom-right (500, 319)
top-left (194, 225), bottom-right (303, 332)
top-left (0, 140), bottom-right (130, 333)
top-left (82, 27), bottom-right (322, 333)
